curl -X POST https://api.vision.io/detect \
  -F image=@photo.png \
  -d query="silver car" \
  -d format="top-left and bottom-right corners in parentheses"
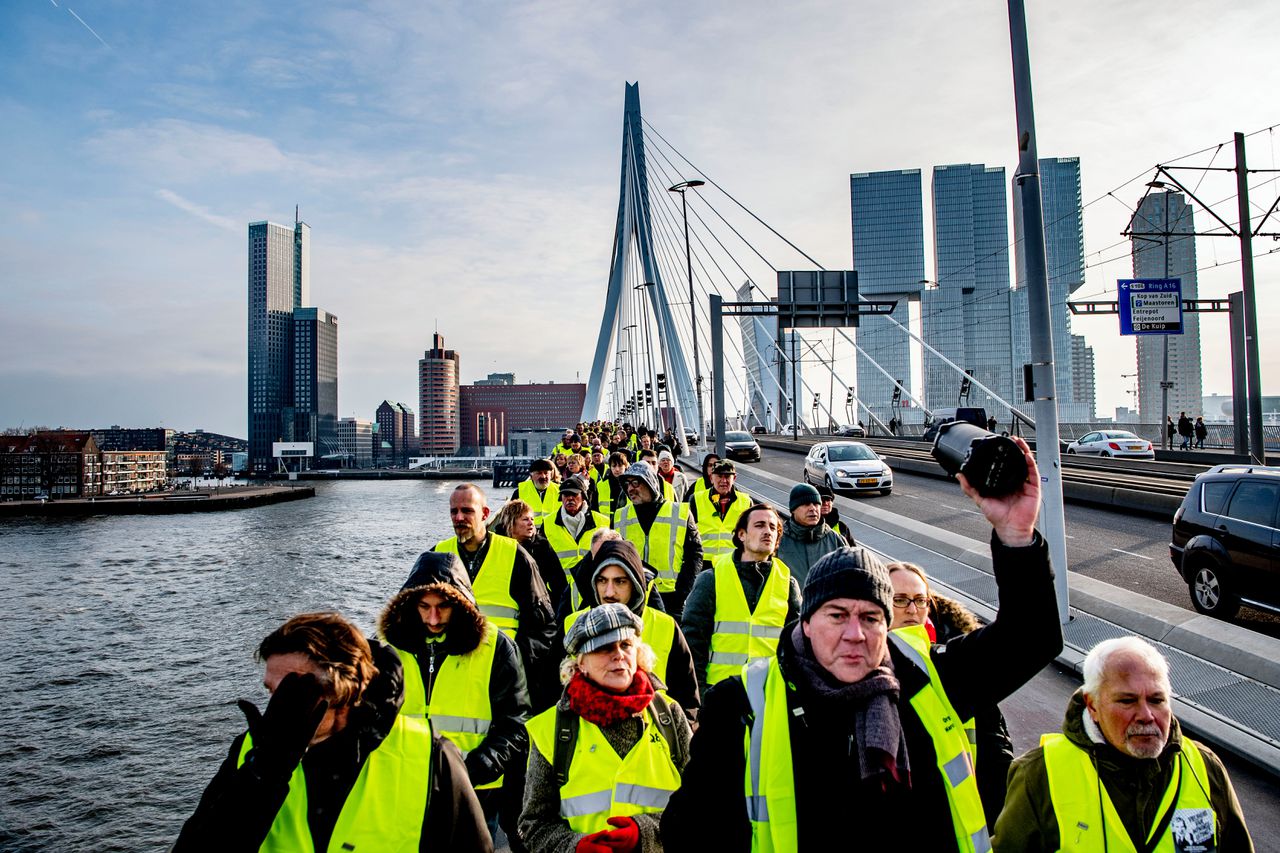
top-left (803, 441), bottom-right (893, 496)
top-left (1065, 430), bottom-right (1154, 459)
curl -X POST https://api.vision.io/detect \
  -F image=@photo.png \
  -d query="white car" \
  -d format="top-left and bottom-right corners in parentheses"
top-left (803, 441), bottom-right (893, 496)
top-left (1065, 430), bottom-right (1154, 459)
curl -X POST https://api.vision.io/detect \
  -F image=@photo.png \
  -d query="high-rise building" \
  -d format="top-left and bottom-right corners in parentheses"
top-left (375, 401), bottom-right (415, 466)
top-left (419, 333), bottom-right (460, 456)
top-left (850, 170), bottom-right (925, 424)
top-left (1131, 191), bottom-right (1202, 424)
top-left (735, 282), bottom-right (799, 430)
top-left (925, 164), bottom-right (1013, 413)
top-left (1071, 334), bottom-right (1096, 420)
top-left (1013, 157), bottom-right (1090, 421)
top-left (290, 307), bottom-right (339, 460)
top-left (459, 382), bottom-right (587, 451)
top-left (337, 417), bottom-right (374, 467)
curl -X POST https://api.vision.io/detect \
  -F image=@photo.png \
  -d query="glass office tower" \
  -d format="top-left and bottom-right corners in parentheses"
top-left (850, 170), bottom-right (925, 425)
top-left (291, 307), bottom-right (339, 460)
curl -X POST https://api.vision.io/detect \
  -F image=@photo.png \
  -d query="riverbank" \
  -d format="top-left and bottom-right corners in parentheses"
top-left (0, 485), bottom-right (315, 517)
top-left (266, 469), bottom-right (489, 481)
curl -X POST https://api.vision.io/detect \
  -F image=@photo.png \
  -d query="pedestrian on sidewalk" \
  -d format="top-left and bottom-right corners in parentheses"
top-left (1195, 416), bottom-right (1208, 449)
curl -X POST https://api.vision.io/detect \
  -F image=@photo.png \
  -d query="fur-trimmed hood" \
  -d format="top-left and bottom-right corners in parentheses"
top-left (379, 551), bottom-right (488, 655)
top-left (931, 593), bottom-right (981, 643)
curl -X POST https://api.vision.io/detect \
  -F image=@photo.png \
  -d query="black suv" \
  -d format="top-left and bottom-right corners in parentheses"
top-left (1169, 464), bottom-right (1280, 618)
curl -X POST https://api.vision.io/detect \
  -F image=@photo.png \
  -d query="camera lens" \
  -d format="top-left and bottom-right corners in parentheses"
top-left (931, 421), bottom-right (1027, 497)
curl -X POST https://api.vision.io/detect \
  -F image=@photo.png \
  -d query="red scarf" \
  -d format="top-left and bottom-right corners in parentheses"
top-left (566, 670), bottom-right (654, 728)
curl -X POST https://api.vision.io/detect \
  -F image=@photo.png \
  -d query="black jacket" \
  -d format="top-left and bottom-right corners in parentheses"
top-left (174, 640), bottom-right (491, 852)
top-left (424, 534), bottom-right (558, 711)
top-left (379, 556), bottom-right (531, 787)
top-left (661, 532), bottom-right (1062, 853)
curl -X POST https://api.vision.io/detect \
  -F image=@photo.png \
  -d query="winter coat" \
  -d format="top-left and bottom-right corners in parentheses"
top-left (661, 532), bottom-right (1063, 853)
top-left (1195, 419), bottom-right (1208, 440)
top-left (679, 554), bottom-right (803, 696)
top-left (1178, 415), bottom-right (1193, 438)
top-left (418, 533), bottom-right (559, 712)
top-left (524, 530), bottom-right (569, 609)
top-left (994, 689), bottom-right (1253, 852)
top-left (174, 639), bottom-right (492, 852)
top-left (822, 507), bottom-right (857, 547)
top-left (930, 594), bottom-right (1014, 827)
top-left (774, 517), bottom-right (847, 586)
top-left (561, 539), bottom-right (700, 720)
top-left (379, 557), bottom-right (531, 788)
top-left (519, 671), bottom-right (693, 853)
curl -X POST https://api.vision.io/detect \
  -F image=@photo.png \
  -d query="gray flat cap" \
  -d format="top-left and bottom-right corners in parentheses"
top-left (564, 601), bottom-right (644, 655)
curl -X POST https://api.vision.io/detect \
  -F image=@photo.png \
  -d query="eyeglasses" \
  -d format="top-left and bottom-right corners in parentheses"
top-left (892, 595), bottom-right (929, 610)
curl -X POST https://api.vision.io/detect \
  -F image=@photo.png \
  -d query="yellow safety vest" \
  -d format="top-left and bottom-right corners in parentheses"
top-left (741, 626), bottom-right (990, 853)
top-left (395, 630), bottom-right (502, 790)
top-left (694, 489), bottom-right (753, 563)
top-left (518, 479), bottom-right (560, 523)
top-left (541, 511), bottom-right (609, 608)
top-left (1041, 733), bottom-right (1216, 852)
top-left (564, 606), bottom-right (678, 684)
top-left (692, 476), bottom-right (712, 496)
top-left (526, 702), bottom-right (683, 835)
top-left (236, 714), bottom-right (432, 852)
top-left (434, 534), bottom-right (521, 638)
top-left (706, 555), bottom-right (790, 687)
top-left (614, 500), bottom-right (689, 593)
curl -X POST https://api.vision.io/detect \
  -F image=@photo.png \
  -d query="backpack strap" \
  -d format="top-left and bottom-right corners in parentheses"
top-left (553, 704), bottom-right (579, 788)
top-left (648, 691), bottom-right (688, 769)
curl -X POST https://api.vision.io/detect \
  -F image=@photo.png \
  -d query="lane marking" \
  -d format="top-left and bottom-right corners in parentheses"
top-left (1110, 548), bottom-right (1152, 561)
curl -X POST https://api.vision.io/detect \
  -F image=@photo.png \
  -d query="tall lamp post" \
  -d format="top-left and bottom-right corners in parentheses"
top-left (668, 179), bottom-right (706, 438)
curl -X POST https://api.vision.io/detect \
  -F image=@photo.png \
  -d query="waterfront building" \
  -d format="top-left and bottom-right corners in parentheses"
top-left (100, 450), bottom-right (168, 493)
top-left (1071, 334), bottom-right (1096, 421)
top-left (474, 373), bottom-right (515, 386)
top-left (507, 427), bottom-right (565, 458)
top-left (850, 169), bottom-right (925, 425)
top-left (460, 381), bottom-right (587, 452)
top-left (926, 163), bottom-right (1013, 414)
top-left (419, 333), bottom-right (460, 456)
top-left (1130, 191), bottom-right (1203, 423)
top-left (290, 307), bottom-right (340, 461)
top-left (375, 400), bottom-right (415, 466)
top-left (734, 282), bottom-right (800, 430)
top-left (336, 417), bottom-right (374, 468)
top-left (90, 427), bottom-right (171, 453)
top-left (0, 432), bottom-right (102, 499)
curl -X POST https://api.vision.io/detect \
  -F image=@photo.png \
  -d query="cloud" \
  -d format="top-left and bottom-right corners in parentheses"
top-left (155, 189), bottom-right (240, 233)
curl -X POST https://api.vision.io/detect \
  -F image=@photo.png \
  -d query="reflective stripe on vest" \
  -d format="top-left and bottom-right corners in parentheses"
top-left (1041, 733), bottom-right (1215, 852)
top-left (694, 489), bottom-right (753, 562)
top-left (435, 534), bottom-right (521, 638)
top-left (613, 501), bottom-right (688, 592)
top-left (526, 702), bottom-right (683, 835)
top-left (707, 555), bottom-right (791, 687)
top-left (743, 656), bottom-right (799, 853)
top-left (888, 626), bottom-right (991, 853)
top-left (564, 606), bottom-right (678, 684)
top-left (237, 714), bottom-right (432, 852)
top-left (395, 630), bottom-right (502, 790)
top-left (518, 479), bottom-right (560, 522)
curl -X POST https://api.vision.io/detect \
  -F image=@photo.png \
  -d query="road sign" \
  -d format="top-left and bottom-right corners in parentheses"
top-left (1118, 278), bottom-right (1183, 335)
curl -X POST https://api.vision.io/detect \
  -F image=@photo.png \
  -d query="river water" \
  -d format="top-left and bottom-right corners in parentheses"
top-left (0, 479), bottom-right (489, 851)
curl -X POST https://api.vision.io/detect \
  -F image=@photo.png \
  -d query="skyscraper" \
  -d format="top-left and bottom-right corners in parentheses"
top-left (291, 307), bottom-right (339, 459)
top-left (247, 218), bottom-right (309, 473)
top-left (419, 333), bottom-right (460, 456)
top-left (850, 170), bottom-right (925, 424)
top-left (375, 400), bottom-right (415, 466)
top-left (735, 282), bottom-right (798, 430)
top-left (1013, 157), bottom-right (1090, 420)
top-left (1131, 191), bottom-right (1202, 424)
top-left (925, 164), bottom-right (1013, 413)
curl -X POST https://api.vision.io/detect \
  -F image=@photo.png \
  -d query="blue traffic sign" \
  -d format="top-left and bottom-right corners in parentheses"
top-left (1118, 278), bottom-right (1183, 335)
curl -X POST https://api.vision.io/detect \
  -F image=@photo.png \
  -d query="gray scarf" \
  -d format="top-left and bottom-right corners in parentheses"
top-left (787, 623), bottom-right (911, 789)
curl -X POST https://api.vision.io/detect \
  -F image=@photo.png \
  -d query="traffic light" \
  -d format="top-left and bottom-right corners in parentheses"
top-left (656, 373), bottom-right (667, 394)
top-left (644, 382), bottom-right (653, 404)
top-left (959, 369), bottom-right (973, 399)
top-left (846, 388), bottom-right (854, 405)
top-left (891, 381), bottom-right (903, 405)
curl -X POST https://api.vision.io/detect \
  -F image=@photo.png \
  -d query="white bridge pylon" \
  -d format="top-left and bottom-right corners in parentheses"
top-left (582, 83), bottom-right (697, 441)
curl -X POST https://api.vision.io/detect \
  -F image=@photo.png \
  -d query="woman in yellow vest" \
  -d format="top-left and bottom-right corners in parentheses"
top-left (661, 437), bottom-right (1065, 852)
top-left (521, 603), bottom-right (692, 853)
top-left (379, 551), bottom-right (532, 847)
top-left (174, 611), bottom-right (491, 851)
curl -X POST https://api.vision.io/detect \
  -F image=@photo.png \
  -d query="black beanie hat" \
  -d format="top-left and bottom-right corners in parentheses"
top-left (800, 546), bottom-right (894, 622)
top-left (789, 483), bottom-right (821, 512)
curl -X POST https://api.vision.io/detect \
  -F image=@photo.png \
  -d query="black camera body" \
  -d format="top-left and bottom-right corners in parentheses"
top-left (930, 421), bottom-right (1027, 497)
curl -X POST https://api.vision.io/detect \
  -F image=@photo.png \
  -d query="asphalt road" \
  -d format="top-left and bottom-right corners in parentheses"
top-left (747, 447), bottom-right (1280, 638)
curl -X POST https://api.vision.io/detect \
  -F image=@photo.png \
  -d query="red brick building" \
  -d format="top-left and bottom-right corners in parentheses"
top-left (459, 382), bottom-right (586, 451)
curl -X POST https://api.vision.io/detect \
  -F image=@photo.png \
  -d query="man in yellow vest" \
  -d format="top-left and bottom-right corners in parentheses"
top-left (686, 459), bottom-right (753, 568)
top-left (662, 436), bottom-right (1063, 852)
top-left (613, 461), bottom-right (703, 620)
top-left (680, 502), bottom-right (801, 696)
top-left (995, 636), bottom-right (1253, 851)
top-left (594, 451), bottom-right (631, 516)
top-left (540, 475), bottom-right (609, 608)
top-left (513, 459), bottom-right (560, 523)
top-left (433, 483), bottom-right (558, 711)
top-left (379, 551), bottom-right (533, 849)
top-left (174, 611), bottom-right (491, 851)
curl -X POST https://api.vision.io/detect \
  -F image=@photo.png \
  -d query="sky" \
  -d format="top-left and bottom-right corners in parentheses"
top-left (2, 0), bottom-right (1279, 437)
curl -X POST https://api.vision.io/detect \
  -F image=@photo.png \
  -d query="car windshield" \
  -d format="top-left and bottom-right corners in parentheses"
top-left (828, 444), bottom-right (877, 462)
top-left (725, 431), bottom-right (752, 442)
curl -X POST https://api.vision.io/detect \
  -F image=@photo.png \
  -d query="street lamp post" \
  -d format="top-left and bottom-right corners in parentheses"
top-left (668, 180), bottom-right (706, 438)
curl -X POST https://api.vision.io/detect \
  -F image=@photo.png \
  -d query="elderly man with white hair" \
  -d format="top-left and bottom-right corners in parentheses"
top-left (994, 635), bottom-right (1253, 852)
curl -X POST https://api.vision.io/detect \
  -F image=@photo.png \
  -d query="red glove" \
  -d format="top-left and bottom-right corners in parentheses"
top-left (575, 830), bottom-right (611, 853)
top-left (598, 817), bottom-right (640, 851)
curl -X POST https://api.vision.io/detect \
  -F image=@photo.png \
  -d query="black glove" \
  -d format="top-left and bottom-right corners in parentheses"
top-left (237, 672), bottom-right (330, 782)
